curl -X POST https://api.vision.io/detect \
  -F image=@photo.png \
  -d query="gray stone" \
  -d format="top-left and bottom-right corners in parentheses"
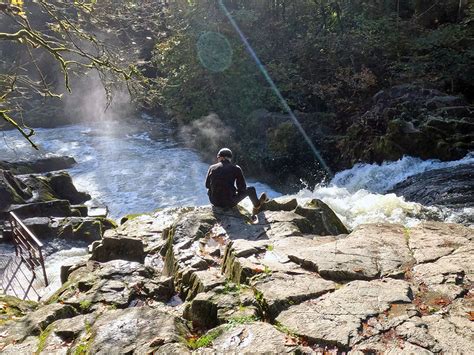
top-left (276, 279), bottom-right (412, 348)
top-left (421, 299), bottom-right (474, 353)
top-left (295, 199), bottom-right (349, 235)
top-left (251, 272), bottom-right (336, 319)
top-left (408, 221), bottom-right (473, 263)
top-left (413, 244), bottom-right (474, 298)
top-left (8, 200), bottom-right (72, 218)
top-left (210, 322), bottom-right (297, 353)
top-left (1, 303), bottom-right (77, 344)
top-left (85, 307), bottom-right (190, 354)
top-left (262, 197), bottom-right (298, 211)
top-left (91, 236), bottom-right (145, 263)
top-left (287, 223), bottom-right (414, 281)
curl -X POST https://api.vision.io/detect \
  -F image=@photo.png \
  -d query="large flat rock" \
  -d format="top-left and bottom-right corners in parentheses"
top-left (276, 279), bottom-right (412, 348)
top-left (408, 221), bottom-right (473, 263)
top-left (85, 307), bottom-right (190, 354)
top-left (287, 223), bottom-right (414, 281)
top-left (251, 272), bottom-right (336, 319)
top-left (413, 244), bottom-right (474, 298)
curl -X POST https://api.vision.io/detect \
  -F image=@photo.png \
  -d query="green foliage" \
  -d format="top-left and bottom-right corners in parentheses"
top-left (79, 300), bottom-right (92, 312)
top-left (186, 328), bottom-right (224, 350)
top-left (36, 324), bottom-right (55, 354)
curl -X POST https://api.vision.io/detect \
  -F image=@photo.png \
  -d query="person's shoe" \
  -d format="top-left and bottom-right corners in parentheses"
top-left (258, 192), bottom-right (268, 204)
top-left (252, 192), bottom-right (268, 216)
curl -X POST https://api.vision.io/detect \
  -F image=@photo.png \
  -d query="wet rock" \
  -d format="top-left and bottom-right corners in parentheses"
top-left (7, 200), bottom-right (72, 218)
top-left (0, 156), bottom-right (76, 174)
top-left (90, 236), bottom-right (145, 263)
top-left (295, 199), bottom-right (349, 235)
top-left (287, 223), bottom-right (414, 281)
top-left (22, 216), bottom-right (112, 241)
top-left (276, 279), bottom-right (412, 348)
top-left (390, 163), bottom-right (474, 208)
top-left (84, 307), bottom-right (190, 354)
top-left (0, 170), bottom-right (31, 210)
top-left (46, 171), bottom-right (90, 204)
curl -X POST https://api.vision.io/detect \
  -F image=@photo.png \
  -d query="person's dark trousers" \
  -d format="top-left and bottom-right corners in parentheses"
top-left (234, 187), bottom-right (259, 206)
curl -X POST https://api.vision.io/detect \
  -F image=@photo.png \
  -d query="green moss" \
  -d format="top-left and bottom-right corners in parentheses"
top-left (74, 320), bottom-right (95, 355)
top-left (36, 324), bottom-right (55, 354)
top-left (227, 315), bottom-right (257, 326)
top-left (79, 300), bottom-right (92, 312)
top-left (186, 328), bottom-right (224, 350)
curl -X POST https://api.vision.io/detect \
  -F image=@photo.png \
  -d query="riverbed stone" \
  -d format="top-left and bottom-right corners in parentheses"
top-left (251, 272), bottom-right (336, 319)
top-left (0, 170), bottom-right (31, 210)
top-left (276, 279), bottom-right (412, 348)
top-left (90, 235), bottom-right (145, 263)
top-left (7, 200), bottom-right (73, 218)
top-left (84, 307), bottom-right (190, 354)
top-left (209, 322), bottom-right (298, 354)
top-left (408, 221), bottom-right (473, 263)
top-left (413, 244), bottom-right (474, 298)
top-left (287, 223), bottom-right (414, 281)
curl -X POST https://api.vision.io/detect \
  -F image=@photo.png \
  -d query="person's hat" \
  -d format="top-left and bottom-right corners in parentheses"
top-left (217, 148), bottom-right (233, 158)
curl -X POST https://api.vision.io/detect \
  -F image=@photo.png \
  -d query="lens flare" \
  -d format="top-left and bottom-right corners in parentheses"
top-left (218, 0), bottom-right (332, 178)
top-left (197, 31), bottom-right (233, 72)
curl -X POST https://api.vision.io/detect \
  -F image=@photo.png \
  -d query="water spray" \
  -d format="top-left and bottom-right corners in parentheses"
top-left (218, 0), bottom-right (333, 178)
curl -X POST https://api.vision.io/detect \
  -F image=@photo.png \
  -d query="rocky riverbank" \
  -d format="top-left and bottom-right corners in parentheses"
top-left (0, 156), bottom-right (116, 242)
top-left (0, 196), bottom-right (472, 353)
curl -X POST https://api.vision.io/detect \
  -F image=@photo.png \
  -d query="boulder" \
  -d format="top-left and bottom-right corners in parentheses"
top-left (46, 171), bottom-right (90, 204)
top-left (276, 279), bottom-right (413, 349)
top-left (81, 307), bottom-right (190, 354)
top-left (0, 170), bottom-right (31, 210)
top-left (295, 199), bottom-right (349, 235)
top-left (390, 163), bottom-right (474, 209)
top-left (90, 236), bottom-right (145, 263)
top-left (0, 156), bottom-right (76, 174)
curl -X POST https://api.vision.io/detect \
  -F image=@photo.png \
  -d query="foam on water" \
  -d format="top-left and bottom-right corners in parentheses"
top-left (295, 154), bottom-right (473, 229)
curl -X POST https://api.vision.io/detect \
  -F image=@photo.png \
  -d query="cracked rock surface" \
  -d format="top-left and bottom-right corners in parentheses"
top-left (0, 198), bottom-right (472, 354)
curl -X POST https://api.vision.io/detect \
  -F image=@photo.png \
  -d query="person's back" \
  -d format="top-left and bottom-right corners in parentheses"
top-left (205, 147), bottom-right (268, 215)
top-left (206, 159), bottom-right (245, 208)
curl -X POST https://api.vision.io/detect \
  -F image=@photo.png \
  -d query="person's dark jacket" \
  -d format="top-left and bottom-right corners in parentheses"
top-left (205, 160), bottom-right (246, 208)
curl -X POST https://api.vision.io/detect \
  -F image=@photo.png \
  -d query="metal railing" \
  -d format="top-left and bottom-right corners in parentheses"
top-left (1, 212), bottom-right (48, 301)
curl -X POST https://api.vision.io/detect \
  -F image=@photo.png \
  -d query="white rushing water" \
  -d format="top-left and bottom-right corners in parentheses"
top-left (0, 122), bottom-right (281, 219)
top-left (296, 153), bottom-right (473, 229)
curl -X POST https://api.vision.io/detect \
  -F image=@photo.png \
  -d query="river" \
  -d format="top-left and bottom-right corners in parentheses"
top-left (0, 119), bottom-right (472, 299)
